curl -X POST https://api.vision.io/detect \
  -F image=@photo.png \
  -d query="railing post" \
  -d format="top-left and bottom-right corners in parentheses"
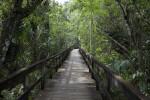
top-left (65, 51), bottom-right (68, 59)
top-left (23, 75), bottom-right (30, 100)
top-left (85, 53), bottom-right (87, 65)
top-left (41, 63), bottom-right (45, 90)
top-left (56, 58), bottom-right (58, 72)
top-left (59, 56), bottom-right (61, 68)
top-left (49, 61), bottom-right (53, 79)
top-left (96, 68), bottom-right (100, 91)
top-left (63, 52), bottom-right (66, 60)
top-left (91, 60), bottom-right (94, 79)
top-left (87, 56), bottom-right (89, 69)
top-left (62, 53), bottom-right (64, 63)
top-left (107, 77), bottom-right (111, 93)
top-left (88, 55), bottom-right (92, 73)
top-left (95, 67), bottom-right (99, 91)
top-left (88, 57), bottom-right (91, 73)
top-left (61, 54), bottom-right (63, 66)
top-left (96, 81), bottom-right (99, 91)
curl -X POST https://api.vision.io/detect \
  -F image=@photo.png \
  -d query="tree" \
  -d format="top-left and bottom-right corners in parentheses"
top-left (70, 0), bottom-right (150, 98)
top-left (0, 0), bottom-right (44, 71)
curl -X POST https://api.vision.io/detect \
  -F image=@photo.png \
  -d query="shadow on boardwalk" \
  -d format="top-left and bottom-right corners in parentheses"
top-left (34, 49), bottom-right (102, 100)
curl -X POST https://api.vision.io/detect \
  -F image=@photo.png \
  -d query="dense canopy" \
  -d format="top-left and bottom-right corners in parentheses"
top-left (0, 0), bottom-right (150, 99)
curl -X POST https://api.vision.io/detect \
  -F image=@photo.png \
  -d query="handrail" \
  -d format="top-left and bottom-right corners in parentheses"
top-left (0, 46), bottom-right (72, 100)
top-left (79, 47), bottom-right (150, 100)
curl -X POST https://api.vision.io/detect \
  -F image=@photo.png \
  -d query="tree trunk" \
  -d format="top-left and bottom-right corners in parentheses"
top-left (0, 0), bottom-right (44, 70)
top-left (0, 10), bottom-right (22, 71)
top-left (115, 0), bottom-right (132, 50)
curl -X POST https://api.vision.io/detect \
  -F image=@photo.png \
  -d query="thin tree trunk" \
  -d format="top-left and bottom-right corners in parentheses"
top-left (115, 0), bottom-right (132, 50)
top-left (89, 0), bottom-right (95, 55)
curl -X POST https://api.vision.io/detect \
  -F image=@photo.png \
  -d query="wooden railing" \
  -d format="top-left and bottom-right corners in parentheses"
top-left (79, 47), bottom-right (150, 100)
top-left (0, 47), bottom-right (72, 100)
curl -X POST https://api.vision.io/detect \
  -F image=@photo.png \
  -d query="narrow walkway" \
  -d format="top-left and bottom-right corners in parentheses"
top-left (34, 49), bottom-right (102, 100)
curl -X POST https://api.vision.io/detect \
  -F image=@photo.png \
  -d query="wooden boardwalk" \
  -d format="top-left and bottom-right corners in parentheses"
top-left (34, 49), bottom-right (102, 100)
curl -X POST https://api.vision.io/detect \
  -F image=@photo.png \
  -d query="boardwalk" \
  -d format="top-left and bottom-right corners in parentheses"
top-left (34, 49), bottom-right (102, 100)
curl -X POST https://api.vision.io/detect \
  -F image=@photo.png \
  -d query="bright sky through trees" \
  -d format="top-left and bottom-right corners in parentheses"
top-left (55, 0), bottom-right (69, 4)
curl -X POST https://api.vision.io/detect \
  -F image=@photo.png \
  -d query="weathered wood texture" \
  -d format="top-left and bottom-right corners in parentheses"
top-left (34, 49), bottom-right (102, 100)
top-left (79, 47), bottom-right (150, 100)
top-left (0, 47), bottom-right (72, 100)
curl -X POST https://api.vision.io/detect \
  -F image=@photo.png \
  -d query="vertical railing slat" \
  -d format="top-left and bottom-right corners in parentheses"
top-left (41, 63), bottom-right (45, 90)
top-left (23, 75), bottom-right (30, 100)
top-left (49, 61), bottom-right (53, 79)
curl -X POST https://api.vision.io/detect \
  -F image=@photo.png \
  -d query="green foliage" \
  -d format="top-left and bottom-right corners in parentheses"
top-left (132, 71), bottom-right (144, 79)
top-left (69, 0), bottom-right (150, 98)
top-left (0, 85), bottom-right (23, 100)
top-left (0, 0), bottom-right (150, 99)
top-left (0, 0), bottom-right (77, 99)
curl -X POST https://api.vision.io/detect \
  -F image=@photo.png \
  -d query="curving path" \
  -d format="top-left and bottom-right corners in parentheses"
top-left (34, 49), bottom-right (102, 100)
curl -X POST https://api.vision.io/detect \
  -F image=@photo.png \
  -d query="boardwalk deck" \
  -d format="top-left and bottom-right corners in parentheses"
top-left (34, 49), bottom-right (102, 100)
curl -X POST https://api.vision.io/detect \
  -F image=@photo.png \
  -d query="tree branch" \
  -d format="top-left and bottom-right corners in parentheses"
top-left (115, 0), bottom-right (131, 35)
top-left (96, 28), bottom-right (130, 54)
top-left (133, 2), bottom-right (150, 26)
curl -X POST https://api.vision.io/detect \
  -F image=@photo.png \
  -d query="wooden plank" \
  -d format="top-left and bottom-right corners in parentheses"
top-left (34, 49), bottom-right (102, 100)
